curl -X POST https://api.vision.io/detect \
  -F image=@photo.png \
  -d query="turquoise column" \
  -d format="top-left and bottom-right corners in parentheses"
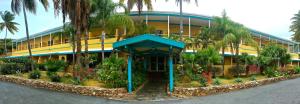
top-left (169, 55), bottom-right (173, 92)
top-left (127, 54), bottom-right (132, 93)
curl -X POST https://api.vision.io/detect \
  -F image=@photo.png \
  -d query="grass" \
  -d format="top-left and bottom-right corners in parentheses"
top-left (175, 74), bottom-right (268, 87)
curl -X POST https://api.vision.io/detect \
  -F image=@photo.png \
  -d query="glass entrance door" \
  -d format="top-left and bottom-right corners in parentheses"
top-left (149, 56), bottom-right (166, 72)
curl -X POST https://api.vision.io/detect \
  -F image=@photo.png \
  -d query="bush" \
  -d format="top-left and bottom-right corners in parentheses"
top-left (29, 69), bottom-right (41, 79)
top-left (263, 67), bottom-right (280, 78)
top-left (190, 81), bottom-right (201, 87)
top-left (250, 75), bottom-right (256, 81)
top-left (213, 78), bottom-right (221, 85)
top-left (228, 66), bottom-right (245, 77)
top-left (234, 78), bottom-right (243, 83)
top-left (0, 58), bottom-right (36, 72)
top-left (199, 77), bottom-right (208, 87)
top-left (44, 60), bottom-right (67, 72)
top-left (48, 72), bottom-right (61, 82)
top-left (0, 63), bottom-right (24, 75)
top-left (97, 54), bottom-right (127, 88)
top-left (294, 67), bottom-right (300, 74)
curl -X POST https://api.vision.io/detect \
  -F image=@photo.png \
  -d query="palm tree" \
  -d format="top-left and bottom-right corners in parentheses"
top-left (106, 14), bottom-right (135, 41)
top-left (0, 11), bottom-right (19, 56)
top-left (119, 0), bottom-right (153, 14)
top-left (290, 10), bottom-right (300, 42)
top-left (53, 0), bottom-right (90, 78)
top-left (226, 22), bottom-right (256, 69)
top-left (11, 0), bottom-right (49, 70)
top-left (90, 0), bottom-right (131, 61)
top-left (211, 10), bottom-right (232, 75)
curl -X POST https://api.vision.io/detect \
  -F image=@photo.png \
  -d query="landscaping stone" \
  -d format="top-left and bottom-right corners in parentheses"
top-left (171, 74), bottom-right (300, 97)
top-left (0, 75), bottom-right (128, 99)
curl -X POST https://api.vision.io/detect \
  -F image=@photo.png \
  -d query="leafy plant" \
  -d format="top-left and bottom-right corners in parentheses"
top-left (199, 77), bottom-right (208, 87)
top-left (213, 78), bottom-right (221, 85)
top-left (294, 67), bottom-right (300, 74)
top-left (97, 54), bottom-right (126, 88)
top-left (263, 67), bottom-right (277, 78)
top-left (228, 66), bottom-right (245, 77)
top-left (48, 72), bottom-right (61, 82)
top-left (234, 78), bottom-right (243, 83)
top-left (0, 58), bottom-right (35, 72)
top-left (190, 81), bottom-right (201, 87)
top-left (44, 60), bottom-right (67, 72)
top-left (0, 63), bottom-right (24, 75)
top-left (29, 69), bottom-right (41, 79)
top-left (250, 75), bottom-right (256, 81)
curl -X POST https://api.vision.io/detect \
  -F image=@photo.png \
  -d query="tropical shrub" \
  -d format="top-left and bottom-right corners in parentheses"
top-left (263, 67), bottom-right (281, 78)
top-left (234, 78), bottom-right (243, 83)
top-left (190, 81), bottom-right (201, 87)
top-left (258, 44), bottom-right (291, 72)
top-left (250, 75), bottom-right (256, 81)
top-left (228, 66), bottom-right (245, 77)
top-left (97, 54), bottom-right (126, 88)
top-left (0, 58), bottom-right (35, 72)
top-left (29, 69), bottom-right (41, 79)
top-left (0, 63), bottom-right (24, 75)
top-left (294, 67), bottom-right (300, 74)
top-left (199, 77), bottom-right (208, 87)
top-left (48, 72), bottom-right (61, 82)
top-left (213, 78), bottom-right (221, 85)
top-left (44, 60), bottom-right (67, 73)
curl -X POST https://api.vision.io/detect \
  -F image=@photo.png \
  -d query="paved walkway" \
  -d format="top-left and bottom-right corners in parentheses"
top-left (1, 78), bottom-right (300, 104)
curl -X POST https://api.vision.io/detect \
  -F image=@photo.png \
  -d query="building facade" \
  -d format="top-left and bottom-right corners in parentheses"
top-left (6, 11), bottom-right (300, 76)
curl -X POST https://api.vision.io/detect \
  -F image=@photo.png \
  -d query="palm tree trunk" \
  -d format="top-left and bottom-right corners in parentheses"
top-left (101, 31), bottom-right (105, 62)
top-left (236, 45), bottom-right (240, 76)
top-left (222, 47), bottom-right (225, 76)
top-left (22, 3), bottom-right (34, 71)
top-left (84, 29), bottom-right (89, 70)
top-left (4, 28), bottom-right (7, 56)
top-left (76, 29), bottom-right (82, 79)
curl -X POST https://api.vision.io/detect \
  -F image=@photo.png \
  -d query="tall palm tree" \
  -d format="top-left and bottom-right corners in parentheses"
top-left (290, 10), bottom-right (300, 42)
top-left (11, 0), bottom-right (49, 70)
top-left (106, 14), bottom-right (135, 41)
top-left (53, 0), bottom-right (90, 78)
top-left (119, 0), bottom-right (153, 14)
top-left (90, 0), bottom-right (132, 61)
top-left (0, 11), bottom-right (19, 56)
top-left (211, 10), bottom-right (232, 75)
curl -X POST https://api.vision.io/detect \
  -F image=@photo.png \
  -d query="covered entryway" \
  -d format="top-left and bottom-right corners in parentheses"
top-left (113, 34), bottom-right (185, 93)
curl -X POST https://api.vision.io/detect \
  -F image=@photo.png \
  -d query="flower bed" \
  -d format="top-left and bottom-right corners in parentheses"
top-left (171, 74), bottom-right (300, 97)
top-left (0, 75), bottom-right (128, 99)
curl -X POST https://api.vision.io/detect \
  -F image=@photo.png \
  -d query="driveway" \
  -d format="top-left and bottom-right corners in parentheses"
top-left (1, 78), bottom-right (300, 104)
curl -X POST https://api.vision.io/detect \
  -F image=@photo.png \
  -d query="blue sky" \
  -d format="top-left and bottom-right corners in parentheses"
top-left (0, 0), bottom-right (299, 40)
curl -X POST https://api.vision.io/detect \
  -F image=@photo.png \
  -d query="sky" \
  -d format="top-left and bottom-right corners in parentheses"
top-left (0, 0), bottom-right (299, 40)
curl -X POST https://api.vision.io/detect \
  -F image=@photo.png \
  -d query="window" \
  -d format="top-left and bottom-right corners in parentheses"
top-left (65, 39), bottom-right (69, 43)
top-left (48, 40), bottom-right (53, 46)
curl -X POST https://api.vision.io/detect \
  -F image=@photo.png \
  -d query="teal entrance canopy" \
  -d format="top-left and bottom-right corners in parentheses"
top-left (113, 34), bottom-right (185, 93)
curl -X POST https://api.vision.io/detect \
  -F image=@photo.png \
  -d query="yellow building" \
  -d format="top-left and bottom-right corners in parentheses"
top-left (6, 11), bottom-right (300, 75)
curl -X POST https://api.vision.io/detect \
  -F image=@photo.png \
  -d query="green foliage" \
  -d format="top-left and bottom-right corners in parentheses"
top-left (250, 75), bottom-right (256, 81)
top-left (259, 44), bottom-right (291, 68)
top-left (0, 63), bottom-right (24, 75)
top-left (133, 21), bottom-right (156, 35)
top-left (0, 58), bottom-right (36, 72)
top-left (48, 72), bottom-right (61, 82)
top-left (294, 67), bottom-right (300, 74)
top-left (199, 77), bottom-right (208, 87)
top-left (97, 54), bottom-right (127, 88)
top-left (234, 78), bottom-right (243, 83)
top-left (228, 66), bottom-right (245, 77)
top-left (263, 67), bottom-right (281, 78)
top-left (213, 78), bottom-right (221, 85)
top-left (44, 60), bottom-right (67, 72)
top-left (290, 10), bottom-right (300, 41)
top-left (190, 81), bottom-right (201, 87)
top-left (29, 69), bottom-right (41, 79)
top-left (239, 53), bottom-right (256, 65)
top-left (196, 47), bottom-right (222, 72)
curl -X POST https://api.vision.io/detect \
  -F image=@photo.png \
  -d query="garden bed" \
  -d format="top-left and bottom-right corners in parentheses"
top-left (0, 75), bottom-right (129, 99)
top-left (170, 74), bottom-right (300, 97)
